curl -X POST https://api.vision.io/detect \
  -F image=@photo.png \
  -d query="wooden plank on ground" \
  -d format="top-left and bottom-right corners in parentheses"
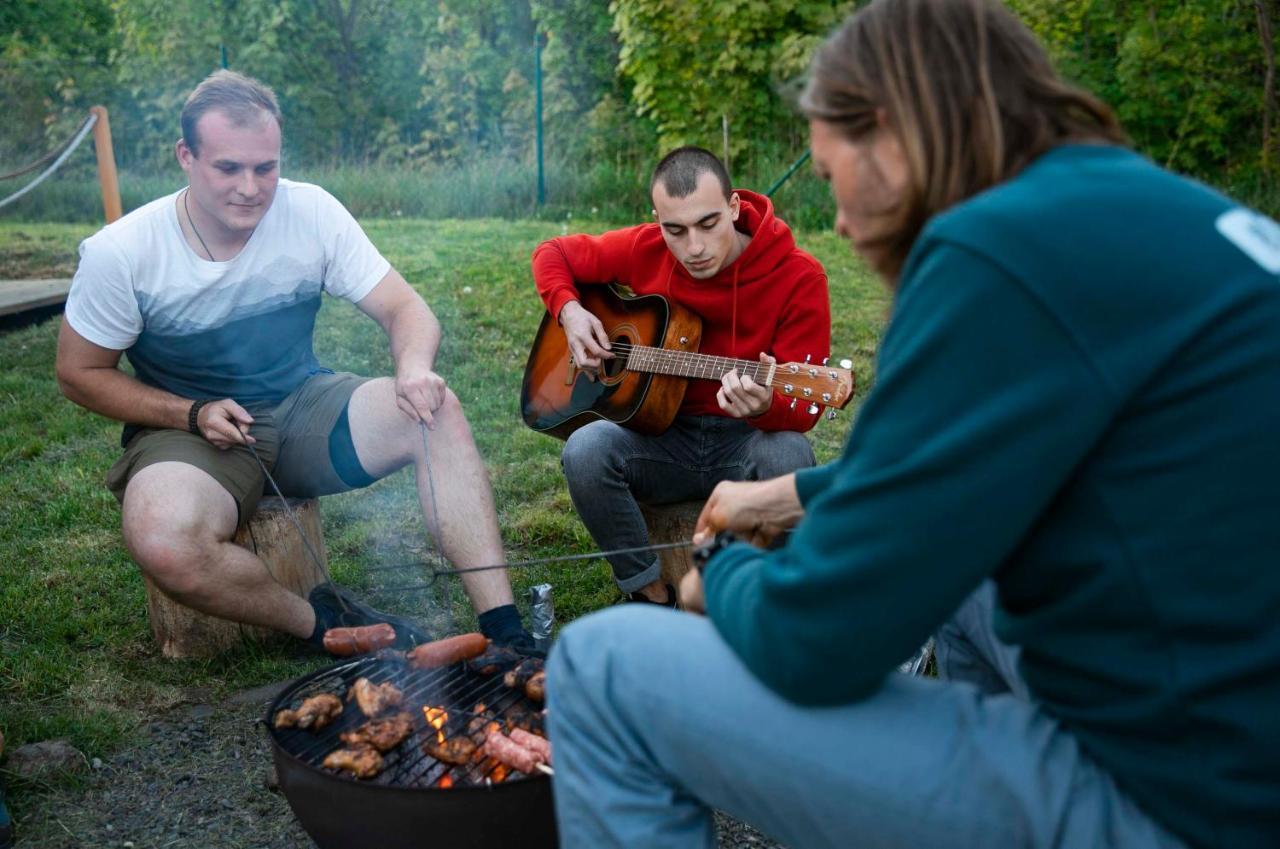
top-left (0, 278), bottom-right (72, 317)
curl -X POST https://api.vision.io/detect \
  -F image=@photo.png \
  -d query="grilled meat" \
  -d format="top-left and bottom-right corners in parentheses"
top-left (509, 728), bottom-right (552, 764)
top-left (484, 729), bottom-right (543, 774)
top-left (274, 693), bottom-right (343, 730)
top-left (339, 711), bottom-right (415, 752)
top-left (467, 644), bottom-right (522, 676)
top-left (524, 669), bottom-right (546, 702)
top-left (348, 677), bottom-right (404, 718)
top-left (407, 633), bottom-right (490, 670)
top-left (502, 707), bottom-right (545, 735)
top-left (323, 744), bottom-right (384, 779)
top-left (423, 735), bottom-right (478, 765)
top-left (503, 657), bottom-right (543, 690)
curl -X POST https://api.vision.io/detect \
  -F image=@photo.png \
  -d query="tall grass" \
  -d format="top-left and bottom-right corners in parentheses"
top-left (0, 149), bottom-right (836, 229)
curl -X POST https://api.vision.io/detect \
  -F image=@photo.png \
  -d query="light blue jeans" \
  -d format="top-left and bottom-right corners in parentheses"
top-left (546, 585), bottom-right (1186, 849)
top-left (560, 416), bottom-right (815, 592)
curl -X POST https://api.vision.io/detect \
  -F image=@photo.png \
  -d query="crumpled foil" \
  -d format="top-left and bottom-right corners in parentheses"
top-left (529, 583), bottom-right (555, 652)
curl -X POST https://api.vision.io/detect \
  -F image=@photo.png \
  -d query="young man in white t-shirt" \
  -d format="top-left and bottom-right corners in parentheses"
top-left (55, 70), bottom-right (533, 653)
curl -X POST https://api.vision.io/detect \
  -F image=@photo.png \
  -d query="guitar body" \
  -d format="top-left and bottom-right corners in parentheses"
top-left (521, 286), bottom-right (703, 440)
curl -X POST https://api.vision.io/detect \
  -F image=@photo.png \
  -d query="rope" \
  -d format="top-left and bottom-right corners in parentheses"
top-left (0, 112), bottom-right (99, 211)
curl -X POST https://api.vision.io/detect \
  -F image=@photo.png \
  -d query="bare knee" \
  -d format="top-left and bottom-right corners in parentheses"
top-left (121, 474), bottom-right (233, 600)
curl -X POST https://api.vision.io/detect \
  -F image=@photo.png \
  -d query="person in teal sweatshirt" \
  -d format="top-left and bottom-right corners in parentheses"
top-left (545, 1), bottom-right (1280, 847)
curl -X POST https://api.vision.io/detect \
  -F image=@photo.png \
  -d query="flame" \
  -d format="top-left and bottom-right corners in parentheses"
top-left (437, 774), bottom-right (453, 789)
top-left (491, 764), bottom-right (509, 783)
top-left (423, 706), bottom-right (448, 744)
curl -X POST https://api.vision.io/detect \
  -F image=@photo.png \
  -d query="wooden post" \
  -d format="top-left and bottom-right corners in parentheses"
top-left (142, 497), bottom-right (328, 659)
top-left (640, 501), bottom-right (703, 590)
top-left (89, 105), bottom-right (122, 224)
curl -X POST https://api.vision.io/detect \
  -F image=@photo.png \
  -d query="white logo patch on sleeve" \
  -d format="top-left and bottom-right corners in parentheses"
top-left (1216, 208), bottom-right (1280, 274)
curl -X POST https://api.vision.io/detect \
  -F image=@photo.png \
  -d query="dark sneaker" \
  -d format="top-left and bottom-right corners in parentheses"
top-left (624, 582), bottom-right (678, 609)
top-left (308, 582), bottom-right (433, 651)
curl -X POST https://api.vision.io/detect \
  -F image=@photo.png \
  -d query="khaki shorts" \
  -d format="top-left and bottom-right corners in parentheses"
top-left (107, 371), bottom-right (377, 525)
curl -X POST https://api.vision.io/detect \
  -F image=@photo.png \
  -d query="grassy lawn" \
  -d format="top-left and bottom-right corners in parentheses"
top-left (0, 216), bottom-right (887, 795)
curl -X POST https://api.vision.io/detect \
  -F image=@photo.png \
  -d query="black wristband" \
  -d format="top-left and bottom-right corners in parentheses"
top-left (188, 399), bottom-right (209, 435)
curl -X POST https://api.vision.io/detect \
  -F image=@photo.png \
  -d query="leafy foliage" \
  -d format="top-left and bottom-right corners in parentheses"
top-left (0, 0), bottom-right (1275, 205)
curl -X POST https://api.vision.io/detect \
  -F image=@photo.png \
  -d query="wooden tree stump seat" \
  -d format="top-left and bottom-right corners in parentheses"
top-left (639, 500), bottom-right (704, 589)
top-left (141, 496), bottom-right (328, 659)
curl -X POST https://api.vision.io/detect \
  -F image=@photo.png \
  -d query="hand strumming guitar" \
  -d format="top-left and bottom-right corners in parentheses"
top-left (559, 300), bottom-right (615, 374)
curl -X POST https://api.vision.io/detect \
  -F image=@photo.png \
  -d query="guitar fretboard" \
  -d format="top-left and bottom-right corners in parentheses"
top-left (623, 345), bottom-right (772, 385)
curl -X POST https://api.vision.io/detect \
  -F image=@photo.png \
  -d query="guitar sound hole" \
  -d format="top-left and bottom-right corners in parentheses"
top-left (603, 354), bottom-right (626, 379)
top-left (604, 334), bottom-right (631, 379)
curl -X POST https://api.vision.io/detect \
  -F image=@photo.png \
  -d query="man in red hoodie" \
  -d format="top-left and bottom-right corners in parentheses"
top-left (532, 147), bottom-right (831, 605)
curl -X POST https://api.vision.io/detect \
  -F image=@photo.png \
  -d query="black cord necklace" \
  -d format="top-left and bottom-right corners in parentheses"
top-left (182, 188), bottom-right (216, 261)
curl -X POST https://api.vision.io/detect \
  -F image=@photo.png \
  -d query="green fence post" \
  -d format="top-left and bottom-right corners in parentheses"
top-left (765, 150), bottom-right (811, 197)
top-left (535, 32), bottom-right (547, 206)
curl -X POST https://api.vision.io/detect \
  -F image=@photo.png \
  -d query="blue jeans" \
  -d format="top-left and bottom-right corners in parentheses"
top-left (560, 416), bottom-right (815, 592)
top-left (546, 594), bottom-right (1186, 849)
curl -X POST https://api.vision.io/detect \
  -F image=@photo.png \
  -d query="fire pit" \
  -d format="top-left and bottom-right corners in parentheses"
top-left (265, 652), bottom-right (556, 849)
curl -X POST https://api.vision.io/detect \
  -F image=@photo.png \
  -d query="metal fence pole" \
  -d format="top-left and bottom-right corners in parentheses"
top-left (535, 32), bottom-right (547, 206)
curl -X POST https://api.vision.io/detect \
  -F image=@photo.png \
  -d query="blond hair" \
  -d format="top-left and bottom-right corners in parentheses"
top-left (181, 70), bottom-right (282, 156)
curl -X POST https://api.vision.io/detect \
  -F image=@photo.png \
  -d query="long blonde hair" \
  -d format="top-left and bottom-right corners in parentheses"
top-left (801, 0), bottom-right (1126, 280)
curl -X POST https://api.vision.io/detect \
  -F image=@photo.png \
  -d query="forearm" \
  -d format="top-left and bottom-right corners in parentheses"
top-left (386, 299), bottom-right (441, 374)
top-left (57, 364), bottom-right (191, 430)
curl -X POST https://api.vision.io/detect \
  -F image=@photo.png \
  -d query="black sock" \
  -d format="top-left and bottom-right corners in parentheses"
top-left (307, 590), bottom-right (340, 646)
top-left (478, 604), bottom-right (526, 643)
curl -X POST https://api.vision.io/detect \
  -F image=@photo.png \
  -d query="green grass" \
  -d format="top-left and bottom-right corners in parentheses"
top-left (0, 217), bottom-right (886, 792)
top-left (0, 152), bottom-right (837, 229)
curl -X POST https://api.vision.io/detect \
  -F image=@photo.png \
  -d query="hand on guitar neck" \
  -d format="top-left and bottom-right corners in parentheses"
top-left (559, 300), bottom-right (614, 378)
top-left (717, 352), bottom-right (776, 419)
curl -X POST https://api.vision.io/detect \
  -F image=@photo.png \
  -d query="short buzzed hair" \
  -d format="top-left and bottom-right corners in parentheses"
top-left (650, 146), bottom-right (732, 202)
top-left (181, 70), bottom-right (282, 156)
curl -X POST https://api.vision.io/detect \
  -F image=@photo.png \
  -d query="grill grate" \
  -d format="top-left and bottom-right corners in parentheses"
top-left (270, 655), bottom-right (543, 789)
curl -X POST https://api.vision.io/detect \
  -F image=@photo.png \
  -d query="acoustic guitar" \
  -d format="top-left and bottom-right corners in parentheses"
top-left (520, 285), bottom-right (854, 440)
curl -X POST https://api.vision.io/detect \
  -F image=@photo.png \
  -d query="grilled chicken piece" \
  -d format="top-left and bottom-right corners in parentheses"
top-left (274, 693), bottom-right (343, 730)
top-left (524, 669), bottom-right (546, 703)
top-left (348, 677), bottom-right (404, 718)
top-left (503, 707), bottom-right (545, 735)
top-left (323, 744), bottom-right (384, 779)
top-left (340, 711), bottom-right (415, 752)
top-left (423, 736), bottom-right (478, 765)
top-left (467, 644), bottom-right (522, 676)
top-left (466, 705), bottom-right (496, 736)
top-left (503, 657), bottom-right (544, 690)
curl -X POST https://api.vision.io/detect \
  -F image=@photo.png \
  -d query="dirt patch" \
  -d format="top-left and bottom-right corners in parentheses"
top-left (13, 682), bottom-right (784, 849)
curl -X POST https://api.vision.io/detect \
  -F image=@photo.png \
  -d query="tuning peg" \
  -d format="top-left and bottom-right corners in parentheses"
top-left (822, 357), bottom-right (829, 366)
top-left (827, 409), bottom-right (838, 421)
top-left (790, 398), bottom-right (798, 410)
top-left (839, 358), bottom-right (853, 370)
top-left (807, 403), bottom-right (820, 415)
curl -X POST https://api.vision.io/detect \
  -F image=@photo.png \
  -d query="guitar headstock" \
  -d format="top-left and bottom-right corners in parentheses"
top-left (774, 357), bottom-right (855, 414)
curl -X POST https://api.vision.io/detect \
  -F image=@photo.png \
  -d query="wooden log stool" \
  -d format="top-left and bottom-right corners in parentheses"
top-left (639, 500), bottom-right (704, 591)
top-left (141, 496), bottom-right (328, 659)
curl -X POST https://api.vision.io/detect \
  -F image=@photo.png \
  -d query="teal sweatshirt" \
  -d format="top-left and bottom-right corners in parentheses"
top-left (703, 146), bottom-right (1280, 848)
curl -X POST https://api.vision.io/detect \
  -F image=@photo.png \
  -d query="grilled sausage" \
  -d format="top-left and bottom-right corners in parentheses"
top-left (508, 728), bottom-right (552, 764)
top-left (322, 623), bottom-right (398, 656)
top-left (484, 729), bottom-right (542, 774)
top-left (406, 632), bottom-right (490, 670)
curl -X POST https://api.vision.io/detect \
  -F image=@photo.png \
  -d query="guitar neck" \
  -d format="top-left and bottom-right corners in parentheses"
top-left (624, 345), bottom-right (774, 385)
